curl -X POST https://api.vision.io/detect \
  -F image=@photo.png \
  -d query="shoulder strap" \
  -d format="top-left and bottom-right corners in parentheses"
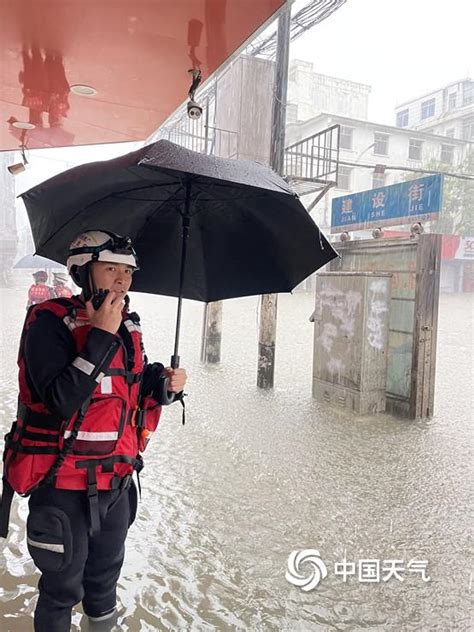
top-left (40, 396), bottom-right (93, 489)
top-left (52, 296), bottom-right (78, 309)
top-left (27, 297), bottom-right (77, 323)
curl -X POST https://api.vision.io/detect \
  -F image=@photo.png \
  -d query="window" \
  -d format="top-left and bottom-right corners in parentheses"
top-left (421, 98), bottom-right (435, 120)
top-left (440, 144), bottom-right (455, 165)
top-left (448, 93), bottom-right (457, 111)
top-left (445, 128), bottom-right (455, 138)
top-left (339, 126), bottom-right (353, 150)
top-left (373, 132), bottom-right (389, 155)
top-left (396, 109), bottom-right (409, 127)
top-left (463, 82), bottom-right (473, 106)
top-left (408, 139), bottom-right (423, 161)
top-left (372, 172), bottom-right (386, 189)
top-left (337, 166), bottom-right (352, 190)
top-left (462, 119), bottom-right (474, 141)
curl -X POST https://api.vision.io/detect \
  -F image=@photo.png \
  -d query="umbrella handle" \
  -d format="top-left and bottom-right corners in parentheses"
top-left (157, 376), bottom-right (176, 406)
top-left (157, 352), bottom-right (180, 405)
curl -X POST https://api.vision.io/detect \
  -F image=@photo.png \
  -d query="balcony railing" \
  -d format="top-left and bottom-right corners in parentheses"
top-left (284, 124), bottom-right (340, 195)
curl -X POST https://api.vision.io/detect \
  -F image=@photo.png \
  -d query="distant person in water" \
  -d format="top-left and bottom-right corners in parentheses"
top-left (50, 272), bottom-right (73, 299)
top-left (26, 270), bottom-right (51, 308)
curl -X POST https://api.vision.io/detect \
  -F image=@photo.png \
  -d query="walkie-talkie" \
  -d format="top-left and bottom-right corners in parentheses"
top-left (91, 289), bottom-right (129, 311)
top-left (91, 288), bottom-right (109, 310)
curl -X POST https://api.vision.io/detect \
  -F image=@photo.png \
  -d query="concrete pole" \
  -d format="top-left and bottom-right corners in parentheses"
top-left (257, 2), bottom-right (291, 389)
top-left (201, 301), bottom-right (223, 363)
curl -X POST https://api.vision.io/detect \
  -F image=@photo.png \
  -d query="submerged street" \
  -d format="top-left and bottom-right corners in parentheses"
top-left (0, 283), bottom-right (471, 631)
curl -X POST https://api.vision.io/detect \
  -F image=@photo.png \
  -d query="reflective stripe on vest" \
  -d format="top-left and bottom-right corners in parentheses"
top-left (63, 315), bottom-right (89, 331)
top-left (63, 430), bottom-right (119, 441)
top-left (72, 356), bottom-right (96, 376)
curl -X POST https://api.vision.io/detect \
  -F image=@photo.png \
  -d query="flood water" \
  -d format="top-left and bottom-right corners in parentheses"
top-left (0, 283), bottom-right (472, 631)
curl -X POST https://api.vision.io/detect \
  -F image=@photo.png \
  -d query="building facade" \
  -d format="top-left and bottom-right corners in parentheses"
top-left (286, 112), bottom-right (469, 231)
top-left (287, 59), bottom-right (371, 124)
top-left (394, 79), bottom-right (474, 142)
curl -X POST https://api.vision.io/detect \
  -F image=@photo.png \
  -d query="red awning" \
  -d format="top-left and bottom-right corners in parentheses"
top-left (0, 0), bottom-right (284, 151)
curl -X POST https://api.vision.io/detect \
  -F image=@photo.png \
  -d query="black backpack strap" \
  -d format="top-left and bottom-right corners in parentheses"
top-left (75, 454), bottom-right (142, 535)
top-left (0, 479), bottom-right (15, 538)
top-left (134, 454), bottom-right (143, 500)
top-left (107, 368), bottom-right (142, 384)
top-left (41, 396), bottom-right (92, 489)
top-left (180, 393), bottom-right (186, 426)
top-left (85, 464), bottom-right (100, 536)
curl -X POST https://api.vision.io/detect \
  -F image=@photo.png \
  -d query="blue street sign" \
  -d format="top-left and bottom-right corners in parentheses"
top-left (331, 174), bottom-right (444, 233)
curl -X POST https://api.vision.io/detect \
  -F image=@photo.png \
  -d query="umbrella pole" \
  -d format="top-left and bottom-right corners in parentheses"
top-left (158, 180), bottom-right (191, 408)
top-left (170, 179), bottom-right (192, 370)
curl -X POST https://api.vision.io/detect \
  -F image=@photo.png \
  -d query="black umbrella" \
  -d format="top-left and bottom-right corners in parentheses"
top-left (21, 140), bottom-right (338, 368)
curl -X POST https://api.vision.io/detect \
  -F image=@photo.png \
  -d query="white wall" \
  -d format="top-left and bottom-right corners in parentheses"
top-left (287, 60), bottom-right (371, 123)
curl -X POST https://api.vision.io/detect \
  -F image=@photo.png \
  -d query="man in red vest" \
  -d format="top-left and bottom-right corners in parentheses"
top-left (50, 271), bottom-right (73, 298)
top-left (1, 230), bottom-right (187, 631)
top-left (26, 270), bottom-right (51, 308)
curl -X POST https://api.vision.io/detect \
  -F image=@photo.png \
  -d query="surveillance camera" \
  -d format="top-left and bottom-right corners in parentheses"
top-left (340, 231), bottom-right (351, 242)
top-left (187, 99), bottom-right (202, 119)
top-left (372, 227), bottom-right (384, 239)
top-left (7, 162), bottom-right (26, 175)
top-left (410, 222), bottom-right (424, 238)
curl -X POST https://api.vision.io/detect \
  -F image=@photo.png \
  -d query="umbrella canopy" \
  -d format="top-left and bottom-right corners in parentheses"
top-left (13, 254), bottom-right (64, 270)
top-left (21, 140), bottom-right (338, 303)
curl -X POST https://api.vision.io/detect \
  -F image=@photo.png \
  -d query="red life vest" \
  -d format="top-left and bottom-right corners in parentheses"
top-left (52, 285), bottom-right (73, 299)
top-left (3, 297), bottom-right (162, 497)
top-left (28, 283), bottom-right (51, 305)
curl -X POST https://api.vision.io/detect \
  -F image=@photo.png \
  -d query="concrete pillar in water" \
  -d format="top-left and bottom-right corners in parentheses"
top-left (201, 301), bottom-right (223, 364)
top-left (257, 293), bottom-right (278, 388)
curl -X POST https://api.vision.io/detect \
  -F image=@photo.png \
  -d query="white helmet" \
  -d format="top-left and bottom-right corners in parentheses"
top-left (67, 230), bottom-right (138, 271)
top-left (53, 272), bottom-right (70, 285)
top-left (67, 230), bottom-right (138, 290)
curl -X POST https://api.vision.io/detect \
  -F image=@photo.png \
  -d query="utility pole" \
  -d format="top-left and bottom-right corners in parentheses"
top-left (200, 301), bottom-right (223, 363)
top-left (257, 2), bottom-right (291, 389)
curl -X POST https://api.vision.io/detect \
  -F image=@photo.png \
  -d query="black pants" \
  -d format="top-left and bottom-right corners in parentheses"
top-left (27, 482), bottom-right (137, 632)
